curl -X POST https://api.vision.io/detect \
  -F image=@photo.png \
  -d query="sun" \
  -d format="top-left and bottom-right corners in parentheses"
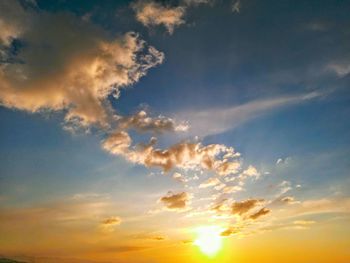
top-left (194, 226), bottom-right (223, 256)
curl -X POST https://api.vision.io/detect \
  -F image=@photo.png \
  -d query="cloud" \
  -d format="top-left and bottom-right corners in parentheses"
top-left (132, 1), bottom-right (185, 34)
top-left (118, 110), bottom-right (188, 133)
top-left (222, 185), bottom-right (243, 194)
top-left (160, 191), bottom-right (190, 210)
top-left (101, 216), bottom-right (121, 226)
top-left (327, 62), bottom-right (350, 77)
top-left (220, 227), bottom-right (240, 237)
top-left (277, 181), bottom-right (292, 196)
top-left (99, 216), bottom-right (121, 233)
top-left (240, 165), bottom-right (260, 180)
top-left (175, 93), bottom-right (323, 138)
top-left (279, 196), bottom-right (299, 205)
top-left (232, 0), bottom-right (241, 13)
top-left (131, 232), bottom-right (167, 241)
top-left (102, 131), bottom-right (132, 155)
top-left (0, 1), bottom-right (164, 129)
top-left (231, 199), bottom-right (262, 215)
top-left (199, 177), bottom-right (221, 188)
top-left (103, 130), bottom-right (243, 175)
top-left (172, 172), bottom-right (187, 183)
top-left (249, 207), bottom-right (270, 220)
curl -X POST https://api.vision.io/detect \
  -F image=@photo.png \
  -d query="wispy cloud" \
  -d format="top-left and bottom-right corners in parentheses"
top-left (176, 92), bottom-right (323, 138)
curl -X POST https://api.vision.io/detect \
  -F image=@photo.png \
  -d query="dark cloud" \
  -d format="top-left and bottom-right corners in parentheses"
top-left (160, 191), bottom-right (190, 210)
top-left (231, 199), bottom-right (262, 215)
top-left (249, 207), bottom-right (270, 220)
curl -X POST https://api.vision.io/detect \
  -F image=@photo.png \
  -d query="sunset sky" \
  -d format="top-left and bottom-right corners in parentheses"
top-left (0, 0), bottom-right (350, 262)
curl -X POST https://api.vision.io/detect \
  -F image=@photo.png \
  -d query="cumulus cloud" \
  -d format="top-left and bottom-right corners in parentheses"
top-left (103, 130), bottom-right (243, 176)
top-left (0, 1), bottom-right (164, 129)
top-left (160, 191), bottom-right (190, 210)
top-left (249, 207), bottom-right (270, 220)
top-left (102, 131), bottom-right (132, 155)
top-left (118, 110), bottom-right (188, 133)
top-left (231, 199), bottom-right (262, 215)
top-left (240, 165), bottom-right (260, 180)
top-left (132, 1), bottom-right (185, 34)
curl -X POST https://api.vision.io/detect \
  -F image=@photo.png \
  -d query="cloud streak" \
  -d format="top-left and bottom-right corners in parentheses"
top-left (176, 92), bottom-right (323, 138)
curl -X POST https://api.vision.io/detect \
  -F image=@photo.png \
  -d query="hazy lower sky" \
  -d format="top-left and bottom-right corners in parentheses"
top-left (0, 0), bottom-right (349, 262)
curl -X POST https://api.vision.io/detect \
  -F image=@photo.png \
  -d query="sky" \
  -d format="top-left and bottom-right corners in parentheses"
top-left (0, 0), bottom-right (349, 262)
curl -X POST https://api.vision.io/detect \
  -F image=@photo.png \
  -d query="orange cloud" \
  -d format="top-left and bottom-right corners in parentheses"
top-left (249, 207), bottom-right (270, 220)
top-left (0, 2), bottom-right (164, 129)
top-left (160, 191), bottom-right (191, 210)
top-left (132, 1), bottom-right (185, 34)
top-left (231, 199), bottom-right (262, 215)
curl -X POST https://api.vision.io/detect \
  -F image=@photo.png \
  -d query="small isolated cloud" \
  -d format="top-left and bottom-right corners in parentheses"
top-left (277, 181), bottom-right (292, 196)
top-left (232, 0), bottom-right (241, 13)
top-left (100, 216), bottom-right (121, 233)
top-left (249, 207), bottom-right (270, 220)
top-left (280, 196), bottom-right (299, 205)
top-left (276, 157), bottom-right (292, 165)
top-left (132, 232), bottom-right (167, 241)
top-left (231, 199), bottom-right (262, 215)
top-left (160, 191), bottom-right (191, 210)
top-left (220, 227), bottom-right (240, 237)
top-left (132, 1), bottom-right (185, 34)
top-left (101, 216), bottom-right (121, 226)
top-left (173, 172), bottom-right (187, 183)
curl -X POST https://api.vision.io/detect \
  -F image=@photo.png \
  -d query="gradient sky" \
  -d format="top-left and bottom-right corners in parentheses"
top-left (0, 0), bottom-right (350, 263)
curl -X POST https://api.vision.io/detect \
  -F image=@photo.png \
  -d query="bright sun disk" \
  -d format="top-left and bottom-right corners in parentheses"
top-left (194, 226), bottom-right (222, 256)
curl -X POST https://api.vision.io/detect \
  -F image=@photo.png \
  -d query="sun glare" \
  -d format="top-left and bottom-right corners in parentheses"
top-left (194, 226), bottom-right (223, 256)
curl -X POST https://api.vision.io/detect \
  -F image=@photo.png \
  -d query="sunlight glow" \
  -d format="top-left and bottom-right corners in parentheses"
top-left (194, 226), bottom-right (223, 256)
